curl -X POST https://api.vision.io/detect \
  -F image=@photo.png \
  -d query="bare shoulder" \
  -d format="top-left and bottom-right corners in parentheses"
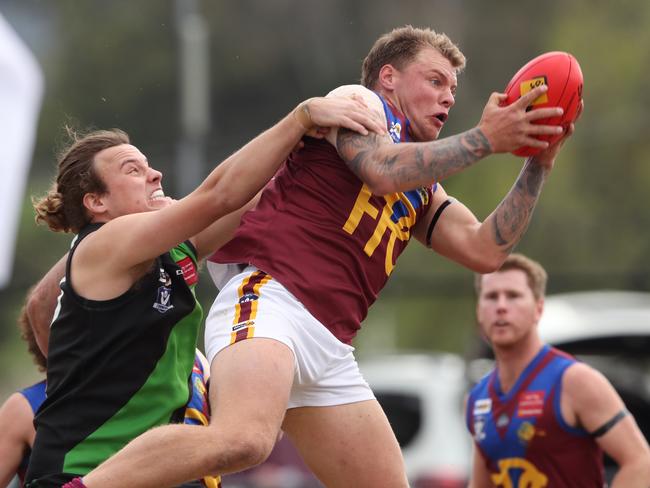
top-left (563, 361), bottom-right (610, 390)
top-left (0, 392), bottom-right (33, 438)
top-left (562, 361), bottom-right (625, 431)
top-left (562, 362), bottom-right (616, 403)
top-left (564, 363), bottom-right (650, 477)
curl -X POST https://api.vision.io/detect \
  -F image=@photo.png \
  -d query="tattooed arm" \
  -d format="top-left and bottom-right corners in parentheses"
top-left (336, 127), bottom-right (492, 195)
top-left (413, 125), bottom-right (574, 273)
top-left (327, 85), bottom-right (563, 195)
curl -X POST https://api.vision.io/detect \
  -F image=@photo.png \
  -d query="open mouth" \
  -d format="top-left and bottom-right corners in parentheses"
top-left (433, 112), bottom-right (448, 124)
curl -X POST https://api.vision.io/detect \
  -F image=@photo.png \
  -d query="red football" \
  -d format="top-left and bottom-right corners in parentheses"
top-left (503, 51), bottom-right (583, 157)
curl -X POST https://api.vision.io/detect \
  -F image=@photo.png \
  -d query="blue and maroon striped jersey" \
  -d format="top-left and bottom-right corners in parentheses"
top-left (467, 345), bottom-right (605, 487)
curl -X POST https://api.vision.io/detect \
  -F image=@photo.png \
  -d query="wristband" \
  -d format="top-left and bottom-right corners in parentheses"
top-left (293, 99), bottom-right (314, 130)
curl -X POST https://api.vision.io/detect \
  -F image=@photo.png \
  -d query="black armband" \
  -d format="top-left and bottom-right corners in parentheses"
top-left (425, 199), bottom-right (453, 247)
top-left (589, 409), bottom-right (629, 438)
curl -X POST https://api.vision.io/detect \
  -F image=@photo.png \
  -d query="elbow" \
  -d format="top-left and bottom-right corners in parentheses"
top-left (341, 145), bottom-right (403, 195)
top-left (365, 181), bottom-right (392, 196)
top-left (467, 252), bottom-right (507, 275)
top-left (26, 290), bottom-right (50, 356)
top-left (363, 173), bottom-right (400, 196)
top-left (620, 455), bottom-right (650, 483)
top-left (202, 183), bottom-right (242, 221)
top-left (636, 450), bottom-right (650, 478)
top-left (26, 285), bottom-right (47, 324)
top-left (214, 192), bottom-right (239, 217)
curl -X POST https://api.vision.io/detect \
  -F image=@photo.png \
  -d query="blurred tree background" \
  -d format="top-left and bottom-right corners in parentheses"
top-left (1, 0), bottom-right (649, 399)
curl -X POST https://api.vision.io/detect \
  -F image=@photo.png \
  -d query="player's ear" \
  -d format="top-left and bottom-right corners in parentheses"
top-left (377, 64), bottom-right (398, 91)
top-left (83, 192), bottom-right (108, 217)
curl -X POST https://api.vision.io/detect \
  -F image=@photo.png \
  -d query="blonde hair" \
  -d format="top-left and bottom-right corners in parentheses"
top-left (361, 25), bottom-right (466, 89)
top-left (474, 253), bottom-right (548, 300)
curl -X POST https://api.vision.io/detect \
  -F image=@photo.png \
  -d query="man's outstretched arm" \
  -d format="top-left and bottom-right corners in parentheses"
top-left (332, 85), bottom-right (563, 195)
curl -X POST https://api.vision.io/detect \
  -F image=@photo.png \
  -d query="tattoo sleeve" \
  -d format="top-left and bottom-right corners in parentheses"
top-left (336, 127), bottom-right (492, 192)
top-left (489, 158), bottom-right (548, 253)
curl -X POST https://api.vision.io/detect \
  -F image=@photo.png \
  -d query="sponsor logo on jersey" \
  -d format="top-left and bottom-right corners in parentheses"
top-left (230, 320), bottom-right (256, 344)
top-left (177, 256), bottom-right (198, 286)
top-left (238, 292), bottom-right (259, 304)
top-left (517, 391), bottom-right (545, 417)
top-left (474, 398), bottom-right (492, 415)
top-left (232, 320), bottom-right (255, 332)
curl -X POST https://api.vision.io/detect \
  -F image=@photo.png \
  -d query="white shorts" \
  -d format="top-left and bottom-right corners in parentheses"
top-left (204, 264), bottom-right (374, 408)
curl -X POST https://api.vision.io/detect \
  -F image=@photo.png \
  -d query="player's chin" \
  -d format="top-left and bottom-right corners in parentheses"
top-left (489, 331), bottom-right (514, 346)
top-left (430, 127), bottom-right (442, 140)
top-left (418, 124), bottom-right (442, 142)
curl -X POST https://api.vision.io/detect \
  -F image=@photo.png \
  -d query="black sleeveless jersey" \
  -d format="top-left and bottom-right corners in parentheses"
top-left (27, 223), bottom-right (202, 487)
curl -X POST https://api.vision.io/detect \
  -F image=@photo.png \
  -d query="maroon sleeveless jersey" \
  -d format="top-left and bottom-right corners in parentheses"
top-left (210, 98), bottom-right (434, 343)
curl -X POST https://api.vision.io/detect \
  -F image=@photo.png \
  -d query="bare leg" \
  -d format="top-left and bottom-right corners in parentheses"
top-left (84, 338), bottom-right (295, 488)
top-left (283, 400), bottom-right (409, 488)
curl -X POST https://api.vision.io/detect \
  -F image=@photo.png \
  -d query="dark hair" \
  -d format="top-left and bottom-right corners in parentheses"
top-left (361, 25), bottom-right (466, 89)
top-left (34, 128), bottom-right (130, 233)
top-left (18, 292), bottom-right (47, 372)
top-left (474, 253), bottom-right (548, 301)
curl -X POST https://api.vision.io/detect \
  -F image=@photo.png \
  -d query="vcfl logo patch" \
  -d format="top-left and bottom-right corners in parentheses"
top-left (153, 285), bottom-right (174, 313)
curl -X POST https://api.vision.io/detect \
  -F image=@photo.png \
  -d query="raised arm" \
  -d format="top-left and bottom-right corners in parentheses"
top-left (93, 96), bottom-right (384, 271)
top-left (328, 85), bottom-right (563, 195)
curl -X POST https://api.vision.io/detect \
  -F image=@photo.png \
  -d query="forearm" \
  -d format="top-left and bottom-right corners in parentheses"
top-left (196, 111), bottom-right (304, 215)
top-left (0, 444), bottom-right (22, 487)
top-left (484, 159), bottom-right (548, 257)
top-left (610, 462), bottom-right (650, 488)
top-left (192, 192), bottom-right (261, 260)
top-left (84, 424), bottom-right (221, 488)
top-left (27, 254), bottom-right (67, 355)
top-left (0, 396), bottom-right (30, 486)
top-left (337, 127), bottom-right (491, 195)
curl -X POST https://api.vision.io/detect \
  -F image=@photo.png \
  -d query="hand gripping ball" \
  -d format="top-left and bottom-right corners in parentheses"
top-left (504, 51), bottom-right (583, 157)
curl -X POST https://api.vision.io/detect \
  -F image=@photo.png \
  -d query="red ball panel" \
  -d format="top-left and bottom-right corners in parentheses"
top-left (503, 51), bottom-right (583, 157)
